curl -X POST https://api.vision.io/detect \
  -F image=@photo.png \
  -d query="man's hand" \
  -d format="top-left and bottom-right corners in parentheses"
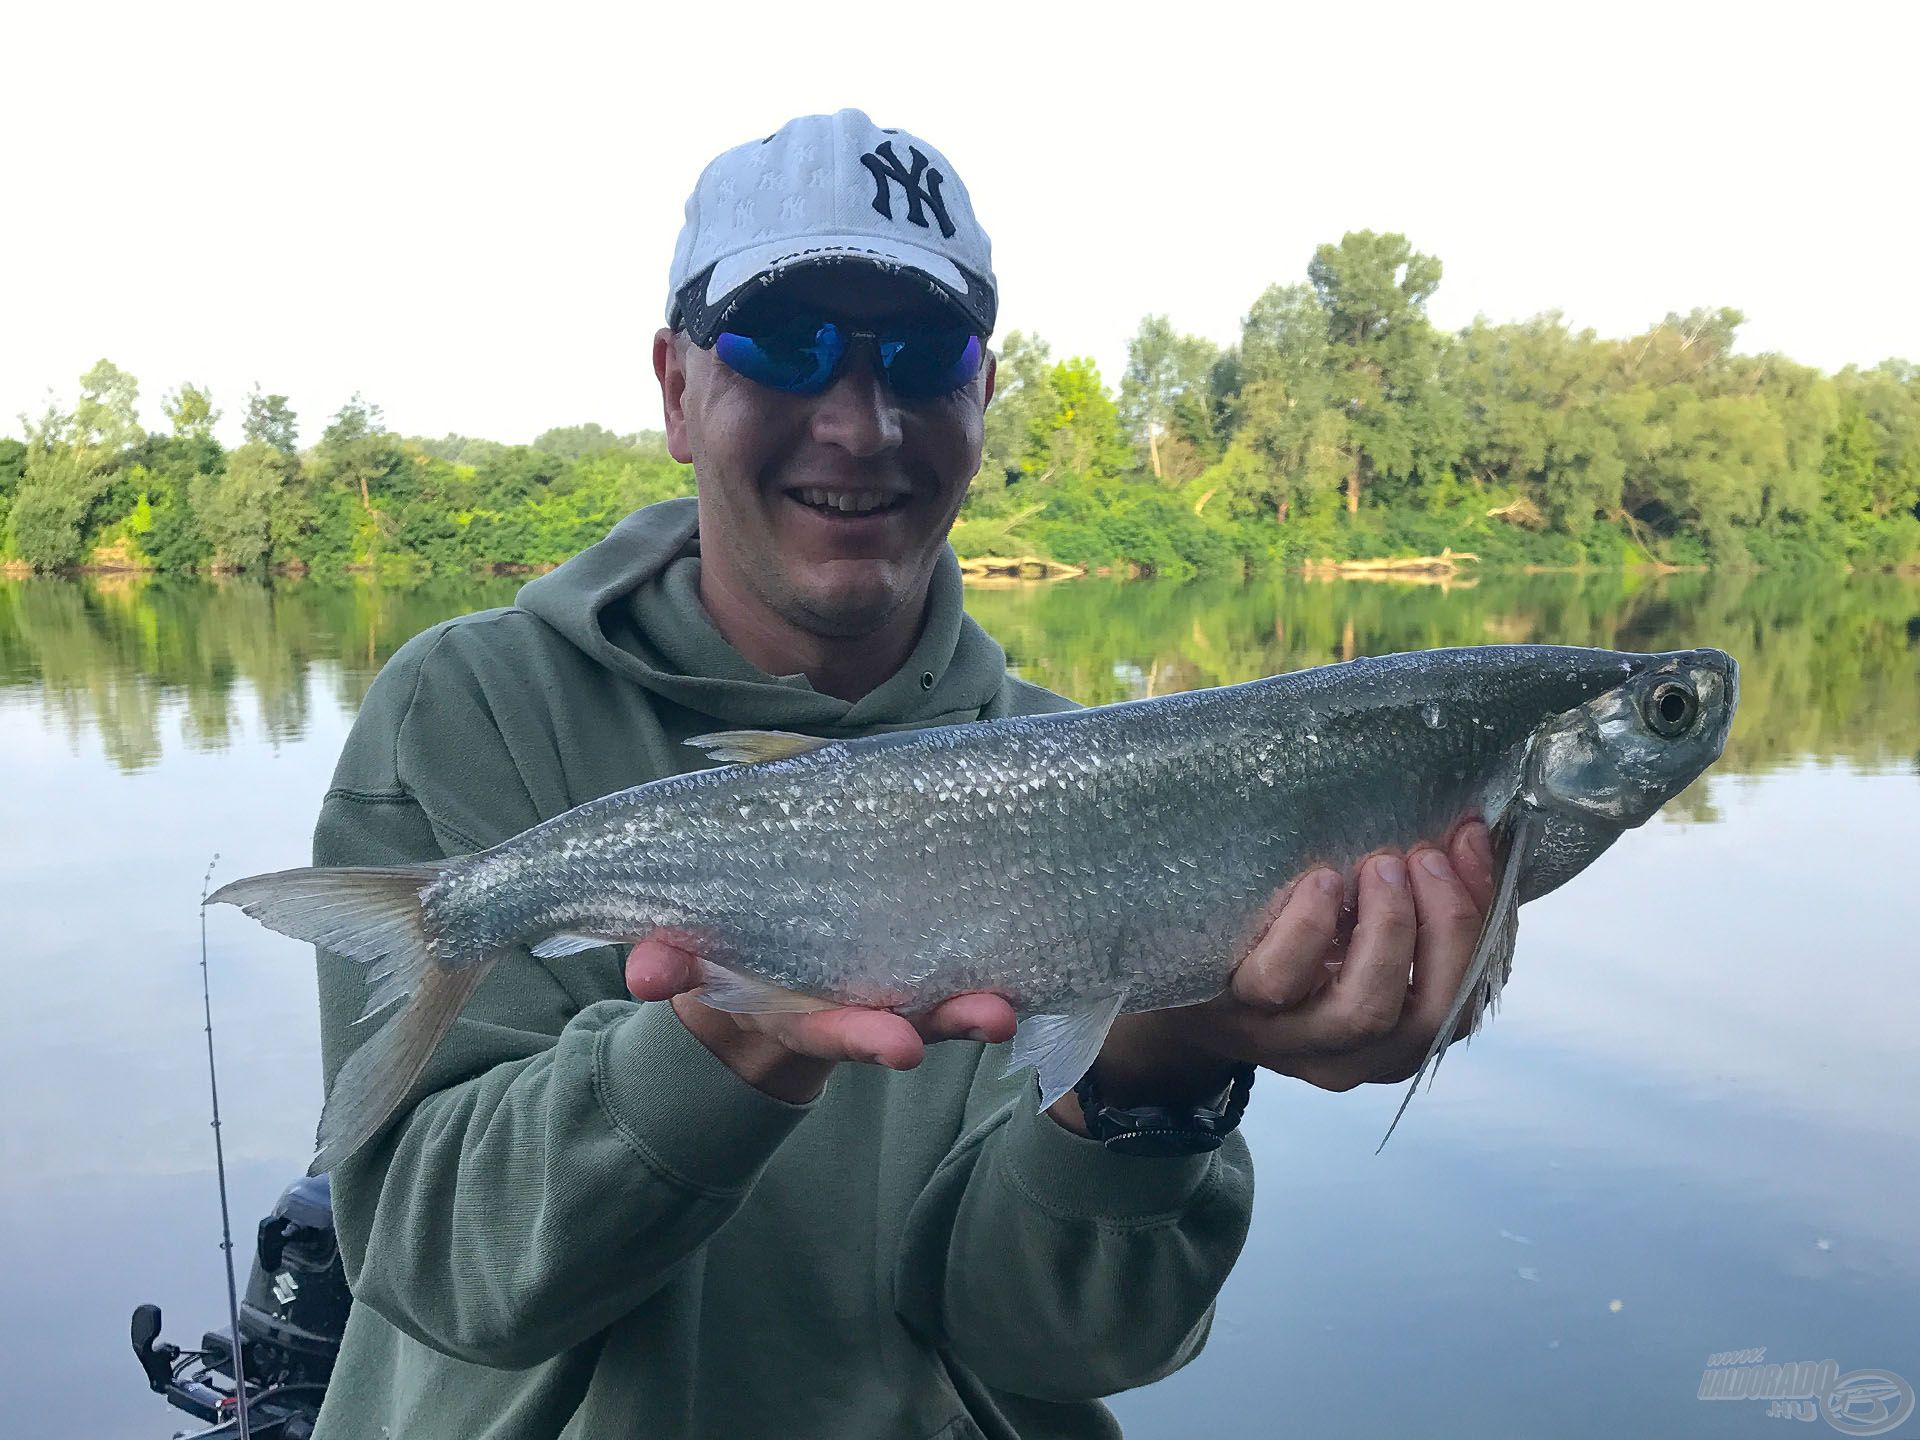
top-left (1062, 821), bottom-right (1499, 1127)
top-left (624, 945), bottom-right (1017, 1104)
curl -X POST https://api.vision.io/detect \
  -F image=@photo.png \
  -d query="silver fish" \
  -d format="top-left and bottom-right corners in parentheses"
top-left (214, 644), bottom-right (1737, 1172)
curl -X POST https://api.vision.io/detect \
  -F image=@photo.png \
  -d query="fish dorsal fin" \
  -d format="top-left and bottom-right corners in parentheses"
top-left (685, 729), bottom-right (835, 765)
top-left (1377, 810), bottom-right (1536, 1153)
top-left (1006, 991), bottom-right (1128, 1110)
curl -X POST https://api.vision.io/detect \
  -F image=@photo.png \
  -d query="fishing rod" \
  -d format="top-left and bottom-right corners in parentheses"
top-left (201, 855), bottom-right (252, 1440)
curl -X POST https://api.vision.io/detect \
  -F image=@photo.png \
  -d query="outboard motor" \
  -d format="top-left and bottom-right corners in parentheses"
top-left (132, 1174), bottom-right (349, 1438)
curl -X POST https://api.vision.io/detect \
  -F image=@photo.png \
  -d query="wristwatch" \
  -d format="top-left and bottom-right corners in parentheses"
top-left (1072, 1063), bottom-right (1255, 1157)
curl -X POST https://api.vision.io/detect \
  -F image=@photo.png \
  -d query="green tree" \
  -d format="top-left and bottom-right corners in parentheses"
top-left (1307, 232), bottom-right (1458, 514)
top-left (978, 331), bottom-right (1059, 494)
top-left (7, 441), bottom-right (110, 568)
top-left (1834, 361), bottom-right (1920, 519)
top-left (1118, 316), bottom-right (1222, 480)
top-left (315, 393), bottom-right (402, 513)
top-left (192, 442), bottom-right (297, 569)
top-left (1453, 315), bottom-right (1628, 532)
top-left (243, 387), bottom-right (299, 453)
top-left (73, 359), bottom-right (143, 452)
top-left (1209, 283), bottom-right (1345, 523)
top-left (531, 423), bottom-right (642, 461)
top-left (413, 433), bottom-right (508, 467)
top-left (0, 437), bottom-right (26, 545)
top-left (1039, 357), bottom-right (1131, 481)
top-left (163, 382), bottom-right (220, 440)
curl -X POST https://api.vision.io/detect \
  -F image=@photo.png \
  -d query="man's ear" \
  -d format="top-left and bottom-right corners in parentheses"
top-left (654, 328), bottom-right (694, 464)
top-left (981, 348), bottom-right (997, 408)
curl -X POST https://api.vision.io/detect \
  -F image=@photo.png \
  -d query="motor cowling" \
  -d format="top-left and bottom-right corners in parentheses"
top-left (238, 1173), bottom-right (350, 1384)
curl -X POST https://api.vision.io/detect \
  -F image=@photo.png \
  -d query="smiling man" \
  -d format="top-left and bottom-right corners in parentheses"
top-left (308, 109), bottom-right (1492, 1439)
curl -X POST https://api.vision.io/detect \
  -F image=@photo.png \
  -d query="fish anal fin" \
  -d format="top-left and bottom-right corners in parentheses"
top-left (690, 961), bottom-right (837, 1014)
top-left (1006, 991), bottom-right (1128, 1111)
top-left (685, 729), bottom-right (835, 765)
top-left (1377, 811), bottom-right (1533, 1153)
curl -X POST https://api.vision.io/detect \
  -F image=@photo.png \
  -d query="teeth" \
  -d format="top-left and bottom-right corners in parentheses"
top-left (796, 488), bottom-right (896, 514)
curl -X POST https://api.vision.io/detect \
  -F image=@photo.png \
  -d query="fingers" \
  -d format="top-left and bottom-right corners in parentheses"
top-left (914, 992), bottom-right (1019, 1045)
top-left (1326, 854), bottom-right (1417, 1042)
top-left (1448, 820), bottom-right (1497, 914)
top-left (1181, 834), bottom-right (1499, 1095)
top-left (1230, 868), bottom-right (1344, 1010)
top-left (625, 939), bottom-right (704, 1001)
top-left (752, 992), bottom-right (1015, 1067)
top-left (1403, 844), bottom-right (1486, 1032)
top-left (634, 937), bottom-right (1014, 1072)
top-left (748, 1007), bottom-right (928, 1070)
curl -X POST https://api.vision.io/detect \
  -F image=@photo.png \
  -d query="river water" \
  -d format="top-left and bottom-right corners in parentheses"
top-left (1, 568), bottom-right (1915, 1439)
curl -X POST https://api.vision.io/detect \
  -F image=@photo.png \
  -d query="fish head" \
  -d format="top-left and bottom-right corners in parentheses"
top-left (1527, 647), bottom-right (1739, 830)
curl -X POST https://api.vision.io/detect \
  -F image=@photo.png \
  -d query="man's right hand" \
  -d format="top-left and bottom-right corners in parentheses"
top-left (625, 942), bottom-right (1019, 1104)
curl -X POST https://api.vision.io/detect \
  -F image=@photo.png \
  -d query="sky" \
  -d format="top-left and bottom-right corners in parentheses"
top-left (3, 0), bottom-right (1915, 450)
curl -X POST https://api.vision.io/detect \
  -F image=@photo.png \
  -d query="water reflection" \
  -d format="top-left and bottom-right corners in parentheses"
top-left (0, 577), bottom-right (520, 771)
top-left (4, 569), bottom-right (1917, 779)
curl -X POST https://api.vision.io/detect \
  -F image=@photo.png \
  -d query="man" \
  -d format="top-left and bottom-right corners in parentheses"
top-left (310, 109), bottom-right (1493, 1439)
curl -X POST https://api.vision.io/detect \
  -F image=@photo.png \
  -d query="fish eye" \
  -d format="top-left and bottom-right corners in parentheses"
top-left (1643, 680), bottom-right (1699, 738)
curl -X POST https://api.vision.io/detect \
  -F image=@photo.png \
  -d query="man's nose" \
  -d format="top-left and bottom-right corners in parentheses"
top-left (808, 347), bottom-right (903, 458)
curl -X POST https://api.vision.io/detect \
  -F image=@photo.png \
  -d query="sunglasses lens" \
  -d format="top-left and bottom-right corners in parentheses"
top-left (713, 322), bottom-right (842, 393)
top-left (884, 329), bottom-right (984, 399)
top-left (711, 317), bottom-right (982, 399)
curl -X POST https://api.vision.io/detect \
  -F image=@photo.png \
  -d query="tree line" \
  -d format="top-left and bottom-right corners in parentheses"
top-left (5, 231), bottom-right (1916, 580)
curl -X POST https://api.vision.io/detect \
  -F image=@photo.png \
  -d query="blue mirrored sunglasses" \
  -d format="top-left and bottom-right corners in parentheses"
top-left (708, 317), bottom-right (984, 400)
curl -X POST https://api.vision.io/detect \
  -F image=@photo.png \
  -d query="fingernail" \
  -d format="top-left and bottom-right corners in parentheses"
top-left (965, 1027), bottom-right (993, 1043)
top-left (1374, 855), bottom-right (1406, 889)
top-left (1313, 869), bottom-right (1343, 899)
top-left (1418, 849), bottom-right (1451, 881)
top-left (1470, 828), bottom-right (1495, 872)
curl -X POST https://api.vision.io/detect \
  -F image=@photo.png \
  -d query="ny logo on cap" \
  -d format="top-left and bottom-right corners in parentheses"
top-left (858, 141), bottom-right (956, 240)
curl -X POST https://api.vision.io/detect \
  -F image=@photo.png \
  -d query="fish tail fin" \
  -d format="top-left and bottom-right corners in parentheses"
top-left (312, 962), bottom-right (488, 1174)
top-left (209, 862), bottom-right (480, 1172)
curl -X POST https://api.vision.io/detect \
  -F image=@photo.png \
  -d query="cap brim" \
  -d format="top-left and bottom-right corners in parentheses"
top-left (677, 232), bottom-right (993, 344)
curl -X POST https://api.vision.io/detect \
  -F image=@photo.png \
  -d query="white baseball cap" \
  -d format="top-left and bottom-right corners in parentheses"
top-left (666, 108), bottom-right (997, 345)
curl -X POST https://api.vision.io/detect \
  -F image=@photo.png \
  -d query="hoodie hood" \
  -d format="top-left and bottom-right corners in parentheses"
top-left (516, 498), bottom-right (1012, 734)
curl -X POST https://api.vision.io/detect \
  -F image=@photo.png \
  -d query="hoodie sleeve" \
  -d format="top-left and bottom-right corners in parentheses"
top-left (314, 624), bottom-right (812, 1369)
top-left (892, 1066), bottom-right (1254, 1401)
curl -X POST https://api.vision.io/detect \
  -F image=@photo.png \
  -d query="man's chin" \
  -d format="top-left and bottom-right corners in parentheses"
top-left (785, 563), bottom-right (924, 640)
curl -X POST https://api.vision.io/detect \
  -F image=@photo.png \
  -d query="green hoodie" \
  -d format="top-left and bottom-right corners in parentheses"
top-left (310, 498), bottom-right (1255, 1440)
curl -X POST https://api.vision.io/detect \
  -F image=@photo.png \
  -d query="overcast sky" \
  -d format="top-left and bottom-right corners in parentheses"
top-left (4, 0), bottom-right (1914, 449)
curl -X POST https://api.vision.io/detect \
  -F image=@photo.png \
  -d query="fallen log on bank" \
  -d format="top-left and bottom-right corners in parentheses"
top-left (954, 554), bottom-right (1087, 580)
top-left (1302, 547), bottom-right (1479, 579)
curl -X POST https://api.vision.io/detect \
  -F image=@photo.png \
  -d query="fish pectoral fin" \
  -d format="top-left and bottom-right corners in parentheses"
top-left (690, 961), bottom-right (838, 1014)
top-left (530, 933), bottom-right (618, 959)
top-left (1007, 991), bottom-right (1128, 1111)
top-left (683, 729), bottom-right (835, 765)
top-left (1376, 810), bottom-right (1534, 1154)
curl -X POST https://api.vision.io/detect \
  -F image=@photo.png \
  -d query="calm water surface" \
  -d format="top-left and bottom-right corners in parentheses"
top-left (2, 569), bottom-right (1916, 1439)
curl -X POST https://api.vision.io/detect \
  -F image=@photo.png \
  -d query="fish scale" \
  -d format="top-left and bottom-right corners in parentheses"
top-left (212, 642), bottom-right (1737, 1171)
